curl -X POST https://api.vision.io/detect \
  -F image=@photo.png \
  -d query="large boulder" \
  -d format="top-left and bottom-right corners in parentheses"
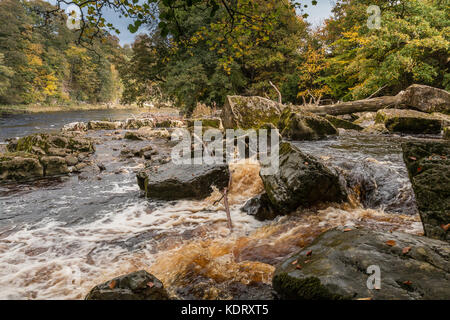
top-left (221, 96), bottom-right (284, 129)
top-left (273, 228), bottom-right (450, 300)
top-left (260, 142), bottom-right (346, 214)
top-left (402, 141), bottom-right (449, 241)
top-left (0, 154), bottom-right (44, 181)
top-left (279, 108), bottom-right (337, 141)
top-left (398, 84), bottom-right (450, 114)
top-left (376, 109), bottom-right (442, 134)
top-left (85, 270), bottom-right (170, 300)
top-left (137, 163), bottom-right (230, 200)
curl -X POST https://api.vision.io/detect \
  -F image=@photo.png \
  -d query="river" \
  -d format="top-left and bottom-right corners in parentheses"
top-left (0, 109), bottom-right (145, 142)
top-left (0, 111), bottom-right (429, 299)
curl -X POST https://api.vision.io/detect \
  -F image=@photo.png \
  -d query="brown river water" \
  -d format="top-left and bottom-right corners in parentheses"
top-left (0, 112), bottom-right (432, 299)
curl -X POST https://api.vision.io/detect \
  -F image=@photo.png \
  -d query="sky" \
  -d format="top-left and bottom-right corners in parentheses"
top-left (50, 0), bottom-right (335, 46)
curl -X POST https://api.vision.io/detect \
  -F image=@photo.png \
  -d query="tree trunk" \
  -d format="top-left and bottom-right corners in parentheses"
top-left (301, 95), bottom-right (403, 116)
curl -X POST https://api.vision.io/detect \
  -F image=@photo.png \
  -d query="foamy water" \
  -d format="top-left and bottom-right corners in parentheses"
top-left (0, 131), bottom-right (426, 299)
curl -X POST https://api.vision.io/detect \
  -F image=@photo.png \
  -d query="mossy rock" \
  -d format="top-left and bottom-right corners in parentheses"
top-left (85, 270), bottom-right (169, 300)
top-left (401, 141), bottom-right (450, 241)
top-left (40, 156), bottom-right (69, 176)
top-left (124, 131), bottom-right (145, 141)
top-left (259, 142), bottom-right (346, 213)
top-left (155, 119), bottom-right (184, 128)
top-left (279, 108), bottom-right (337, 141)
top-left (8, 133), bottom-right (94, 154)
top-left (221, 95), bottom-right (284, 129)
top-left (87, 120), bottom-right (122, 130)
top-left (2, 133), bottom-right (94, 182)
top-left (399, 84), bottom-right (450, 114)
top-left (187, 118), bottom-right (222, 129)
top-left (273, 228), bottom-right (450, 300)
top-left (376, 109), bottom-right (442, 134)
top-left (123, 118), bottom-right (155, 129)
top-left (324, 115), bottom-right (363, 131)
top-left (0, 154), bottom-right (44, 181)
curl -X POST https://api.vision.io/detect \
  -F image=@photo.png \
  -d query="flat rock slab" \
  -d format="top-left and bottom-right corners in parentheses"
top-left (137, 163), bottom-right (230, 200)
top-left (85, 270), bottom-right (169, 300)
top-left (273, 228), bottom-right (450, 300)
top-left (376, 109), bottom-right (442, 134)
top-left (402, 141), bottom-right (450, 241)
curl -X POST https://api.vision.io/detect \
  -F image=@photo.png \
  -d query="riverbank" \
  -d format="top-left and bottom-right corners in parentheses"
top-left (0, 103), bottom-right (141, 115)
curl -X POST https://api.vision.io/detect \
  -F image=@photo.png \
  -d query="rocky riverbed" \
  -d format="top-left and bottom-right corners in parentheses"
top-left (0, 95), bottom-right (448, 300)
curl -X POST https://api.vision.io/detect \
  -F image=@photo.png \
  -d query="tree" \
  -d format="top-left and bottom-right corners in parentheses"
top-left (322, 0), bottom-right (450, 101)
top-left (119, 0), bottom-right (308, 111)
top-left (0, 0), bottom-right (125, 105)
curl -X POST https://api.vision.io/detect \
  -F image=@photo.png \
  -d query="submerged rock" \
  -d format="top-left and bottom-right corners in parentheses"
top-left (221, 95), bottom-right (284, 129)
top-left (398, 84), bottom-right (450, 114)
top-left (376, 109), bottom-right (442, 134)
top-left (444, 127), bottom-right (450, 140)
top-left (260, 142), bottom-right (346, 214)
top-left (402, 141), bottom-right (449, 241)
top-left (85, 270), bottom-right (169, 300)
top-left (124, 131), bottom-right (145, 141)
top-left (241, 193), bottom-right (278, 221)
top-left (279, 108), bottom-right (337, 141)
top-left (324, 115), bottom-right (363, 131)
top-left (137, 163), bottom-right (230, 200)
top-left (273, 228), bottom-right (450, 300)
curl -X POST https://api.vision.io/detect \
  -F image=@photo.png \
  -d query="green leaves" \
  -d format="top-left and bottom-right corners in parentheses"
top-left (128, 20), bottom-right (142, 33)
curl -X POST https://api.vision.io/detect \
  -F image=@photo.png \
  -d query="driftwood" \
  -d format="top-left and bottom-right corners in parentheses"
top-left (269, 81), bottom-right (282, 104)
top-left (301, 95), bottom-right (403, 116)
top-left (223, 171), bottom-right (233, 232)
top-left (213, 169), bottom-right (234, 232)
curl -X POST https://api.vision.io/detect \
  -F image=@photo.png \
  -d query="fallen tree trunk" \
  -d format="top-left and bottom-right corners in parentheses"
top-left (301, 95), bottom-right (403, 116)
